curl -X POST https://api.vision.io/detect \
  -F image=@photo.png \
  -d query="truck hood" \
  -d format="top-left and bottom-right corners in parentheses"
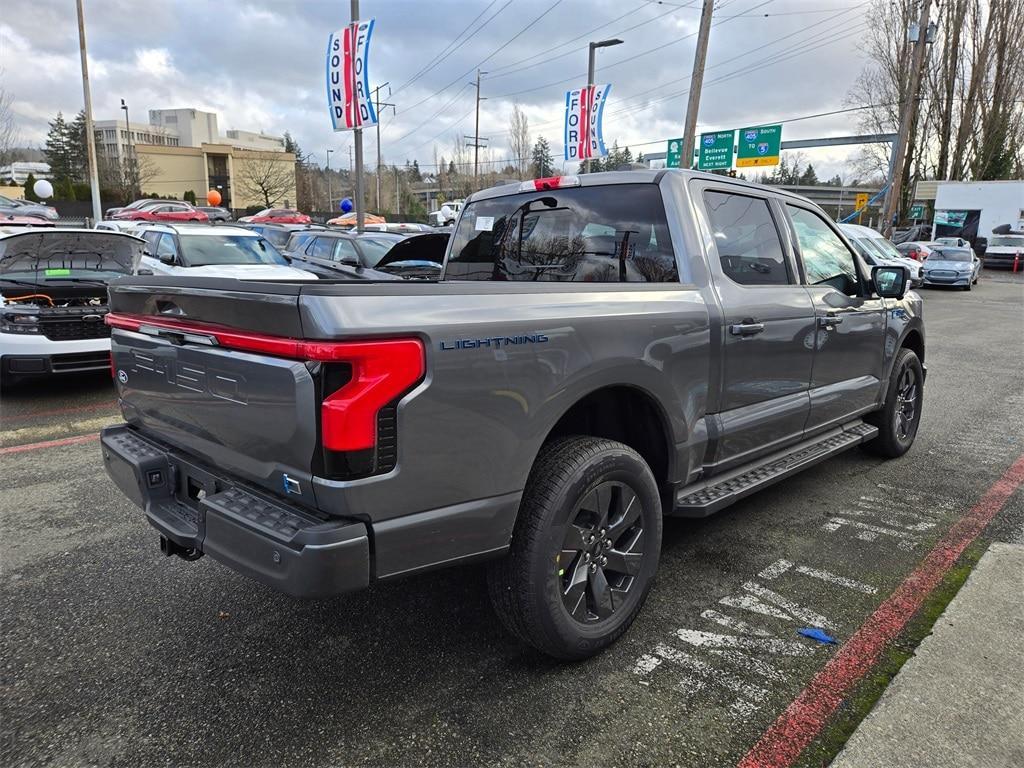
top-left (0, 230), bottom-right (143, 277)
top-left (174, 263), bottom-right (319, 281)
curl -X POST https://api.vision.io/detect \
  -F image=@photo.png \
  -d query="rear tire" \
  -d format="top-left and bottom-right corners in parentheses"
top-left (487, 436), bottom-right (662, 660)
top-left (864, 348), bottom-right (924, 458)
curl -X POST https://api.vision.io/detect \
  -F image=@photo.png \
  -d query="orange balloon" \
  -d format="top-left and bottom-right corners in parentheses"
top-left (206, 189), bottom-right (222, 206)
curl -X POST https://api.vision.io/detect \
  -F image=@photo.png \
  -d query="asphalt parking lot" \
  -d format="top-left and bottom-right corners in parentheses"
top-left (2, 270), bottom-right (1023, 768)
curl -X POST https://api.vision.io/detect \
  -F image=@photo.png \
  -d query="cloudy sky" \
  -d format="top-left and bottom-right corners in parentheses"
top-left (2, 0), bottom-right (873, 177)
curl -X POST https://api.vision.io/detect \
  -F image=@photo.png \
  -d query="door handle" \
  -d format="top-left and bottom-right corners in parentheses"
top-left (730, 322), bottom-right (765, 336)
top-left (818, 314), bottom-right (844, 328)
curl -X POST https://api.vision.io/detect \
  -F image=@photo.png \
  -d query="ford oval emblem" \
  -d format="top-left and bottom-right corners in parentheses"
top-left (117, 369), bottom-right (128, 384)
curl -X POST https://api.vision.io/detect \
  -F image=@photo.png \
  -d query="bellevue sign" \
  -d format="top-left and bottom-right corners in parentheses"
top-left (665, 124), bottom-right (782, 171)
top-left (697, 131), bottom-right (733, 171)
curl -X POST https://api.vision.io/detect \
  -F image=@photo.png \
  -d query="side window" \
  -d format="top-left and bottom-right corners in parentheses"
top-left (155, 234), bottom-right (177, 258)
top-left (333, 239), bottom-right (360, 264)
top-left (142, 231), bottom-right (161, 250)
top-left (311, 237), bottom-right (335, 260)
top-left (703, 190), bottom-right (789, 286)
top-left (787, 206), bottom-right (860, 295)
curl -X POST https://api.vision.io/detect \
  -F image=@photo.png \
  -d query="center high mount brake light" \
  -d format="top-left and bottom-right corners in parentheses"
top-left (520, 175), bottom-right (581, 192)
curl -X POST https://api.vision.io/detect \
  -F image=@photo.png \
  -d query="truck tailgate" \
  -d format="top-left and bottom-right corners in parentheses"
top-left (107, 279), bottom-right (319, 505)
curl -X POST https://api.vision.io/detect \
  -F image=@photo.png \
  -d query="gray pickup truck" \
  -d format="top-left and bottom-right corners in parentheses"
top-left (101, 170), bottom-right (925, 659)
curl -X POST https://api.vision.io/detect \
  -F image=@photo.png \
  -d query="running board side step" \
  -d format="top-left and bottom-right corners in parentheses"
top-left (673, 421), bottom-right (878, 518)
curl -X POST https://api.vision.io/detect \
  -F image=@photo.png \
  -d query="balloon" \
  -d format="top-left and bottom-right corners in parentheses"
top-left (206, 189), bottom-right (222, 206)
top-left (340, 197), bottom-right (353, 213)
top-left (440, 205), bottom-right (454, 221)
top-left (33, 179), bottom-right (54, 200)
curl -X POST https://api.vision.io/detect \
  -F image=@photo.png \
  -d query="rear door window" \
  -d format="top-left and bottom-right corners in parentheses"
top-left (445, 184), bottom-right (679, 282)
top-left (310, 237), bottom-right (336, 260)
top-left (702, 190), bottom-right (789, 285)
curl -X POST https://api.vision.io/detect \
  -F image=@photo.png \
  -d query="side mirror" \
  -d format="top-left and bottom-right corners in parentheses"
top-left (339, 254), bottom-right (360, 267)
top-left (137, 269), bottom-right (154, 276)
top-left (158, 252), bottom-right (175, 265)
top-left (873, 265), bottom-right (908, 299)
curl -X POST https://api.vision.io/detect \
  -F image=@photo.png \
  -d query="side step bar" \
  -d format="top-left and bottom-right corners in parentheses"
top-left (673, 421), bottom-right (878, 518)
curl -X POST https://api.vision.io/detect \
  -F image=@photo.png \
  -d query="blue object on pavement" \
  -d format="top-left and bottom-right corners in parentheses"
top-left (798, 627), bottom-right (838, 645)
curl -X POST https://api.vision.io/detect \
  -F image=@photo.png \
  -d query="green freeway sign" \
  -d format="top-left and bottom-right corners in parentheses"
top-left (697, 130), bottom-right (734, 171)
top-left (736, 124), bottom-right (782, 167)
top-left (666, 138), bottom-right (684, 168)
top-left (909, 203), bottom-right (925, 219)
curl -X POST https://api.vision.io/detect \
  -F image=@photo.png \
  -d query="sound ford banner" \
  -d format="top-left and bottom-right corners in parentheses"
top-left (564, 84), bottom-right (611, 162)
top-left (326, 19), bottom-right (377, 131)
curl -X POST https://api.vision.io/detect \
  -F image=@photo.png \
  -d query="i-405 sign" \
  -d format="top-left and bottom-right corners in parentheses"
top-left (736, 124), bottom-right (782, 167)
top-left (697, 131), bottom-right (734, 171)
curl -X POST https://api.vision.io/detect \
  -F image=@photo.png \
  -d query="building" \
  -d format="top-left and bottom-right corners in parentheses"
top-left (0, 161), bottom-right (53, 184)
top-left (93, 120), bottom-right (179, 165)
top-left (149, 108), bottom-right (221, 147)
top-left (223, 129), bottom-right (286, 152)
top-left (134, 142), bottom-right (297, 210)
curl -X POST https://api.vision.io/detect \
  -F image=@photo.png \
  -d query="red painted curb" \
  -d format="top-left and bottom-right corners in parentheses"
top-left (0, 433), bottom-right (99, 455)
top-left (738, 453), bottom-right (1024, 768)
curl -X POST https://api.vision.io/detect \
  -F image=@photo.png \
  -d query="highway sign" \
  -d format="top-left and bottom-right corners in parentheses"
top-left (697, 131), bottom-right (734, 171)
top-left (736, 124), bottom-right (782, 167)
top-left (909, 203), bottom-right (925, 219)
top-left (666, 138), bottom-right (684, 168)
top-left (854, 192), bottom-right (870, 211)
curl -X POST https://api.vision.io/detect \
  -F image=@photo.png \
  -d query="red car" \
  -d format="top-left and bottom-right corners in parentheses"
top-left (112, 202), bottom-right (209, 223)
top-left (240, 208), bottom-right (311, 224)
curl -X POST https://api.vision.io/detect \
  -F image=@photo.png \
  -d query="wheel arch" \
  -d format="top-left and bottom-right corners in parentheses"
top-left (901, 327), bottom-right (925, 363)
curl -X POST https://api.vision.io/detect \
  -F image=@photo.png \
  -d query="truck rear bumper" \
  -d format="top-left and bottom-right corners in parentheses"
top-left (100, 424), bottom-right (370, 598)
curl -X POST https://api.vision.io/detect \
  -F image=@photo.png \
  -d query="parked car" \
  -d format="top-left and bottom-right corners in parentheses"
top-left (839, 224), bottom-right (923, 287)
top-left (101, 170), bottom-right (925, 659)
top-left (934, 236), bottom-right (969, 249)
top-left (0, 193), bottom-right (59, 221)
top-left (921, 246), bottom-right (981, 289)
top-left (982, 233), bottom-right (1024, 269)
top-left (238, 208), bottom-right (312, 225)
top-left (104, 199), bottom-right (182, 219)
top-left (196, 206), bottom-right (233, 223)
top-left (112, 202), bottom-right (209, 223)
top-left (0, 228), bottom-right (144, 385)
top-left (94, 220), bottom-right (147, 233)
top-left (133, 224), bottom-right (318, 280)
top-left (894, 241), bottom-right (935, 262)
top-left (242, 223), bottom-right (325, 251)
top-left (0, 216), bottom-right (57, 229)
top-left (287, 230), bottom-right (400, 277)
top-left (363, 222), bottom-right (433, 234)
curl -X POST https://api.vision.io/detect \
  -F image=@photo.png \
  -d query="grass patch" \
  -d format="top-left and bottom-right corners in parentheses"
top-left (794, 539), bottom-right (988, 767)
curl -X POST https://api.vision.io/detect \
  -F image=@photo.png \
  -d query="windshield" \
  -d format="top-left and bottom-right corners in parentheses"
top-left (177, 234), bottom-right (289, 267)
top-left (989, 235), bottom-right (1024, 248)
top-left (849, 238), bottom-right (878, 264)
top-left (260, 228), bottom-right (293, 247)
top-left (927, 248), bottom-right (972, 262)
top-left (864, 237), bottom-right (904, 260)
top-left (355, 237), bottom-right (395, 267)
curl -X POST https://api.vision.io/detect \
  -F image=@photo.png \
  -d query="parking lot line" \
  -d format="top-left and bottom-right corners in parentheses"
top-left (737, 452), bottom-right (1024, 768)
top-left (0, 433), bottom-right (98, 455)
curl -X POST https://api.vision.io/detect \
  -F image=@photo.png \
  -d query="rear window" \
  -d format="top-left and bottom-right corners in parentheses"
top-left (444, 184), bottom-right (679, 282)
top-left (260, 228), bottom-right (292, 247)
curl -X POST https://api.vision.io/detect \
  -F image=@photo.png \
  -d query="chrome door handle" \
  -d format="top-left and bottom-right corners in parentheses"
top-left (818, 314), bottom-right (844, 328)
top-left (730, 322), bottom-right (765, 336)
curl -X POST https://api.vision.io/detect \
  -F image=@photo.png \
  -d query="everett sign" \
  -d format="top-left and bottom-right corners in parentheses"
top-left (698, 131), bottom-right (734, 171)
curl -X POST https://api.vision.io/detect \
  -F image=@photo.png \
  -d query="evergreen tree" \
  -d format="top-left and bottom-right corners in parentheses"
top-left (411, 159), bottom-right (422, 181)
top-left (531, 136), bottom-right (555, 177)
top-left (622, 146), bottom-right (633, 165)
top-left (44, 112), bottom-right (75, 182)
top-left (798, 163), bottom-right (819, 186)
top-left (23, 173), bottom-right (39, 201)
top-left (69, 110), bottom-right (88, 182)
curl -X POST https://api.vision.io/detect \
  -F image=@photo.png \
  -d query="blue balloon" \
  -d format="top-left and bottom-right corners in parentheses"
top-left (340, 197), bottom-right (353, 213)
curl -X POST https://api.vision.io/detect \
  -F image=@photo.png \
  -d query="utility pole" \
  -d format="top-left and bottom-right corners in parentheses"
top-left (371, 82), bottom-right (395, 212)
top-left (351, 0), bottom-right (365, 230)
top-left (681, 0), bottom-right (715, 169)
top-left (394, 167), bottom-right (400, 215)
top-left (76, 0), bottom-right (102, 223)
top-left (880, 0), bottom-right (933, 238)
top-left (465, 69), bottom-right (489, 182)
top-left (326, 148), bottom-right (334, 213)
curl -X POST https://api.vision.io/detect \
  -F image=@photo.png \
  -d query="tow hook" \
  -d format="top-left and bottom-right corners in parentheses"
top-left (159, 535), bottom-right (204, 562)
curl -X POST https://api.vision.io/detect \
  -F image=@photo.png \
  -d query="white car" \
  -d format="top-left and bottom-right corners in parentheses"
top-left (839, 223), bottom-right (924, 287)
top-left (133, 224), bottom-right (318, 280)
top-left (0, 228), bottom-right (144, 385)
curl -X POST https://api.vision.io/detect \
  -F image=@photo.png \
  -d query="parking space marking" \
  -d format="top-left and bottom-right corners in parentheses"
top-left (738, 453), bottom-right (1024, 768)
top-left (757, 559), bottom-right (877, 594)
top-left (0, 433), bottom-right (98, 455)
top-left (822, 517), bottom-right (922, 550)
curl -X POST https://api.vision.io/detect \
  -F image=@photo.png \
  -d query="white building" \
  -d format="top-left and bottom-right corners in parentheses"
top-left (149, 108), bottom-right (220, 147)
top-left (223, 129), bottom-right (285, 152)
top-left (93, 120), bottom-right (179, 164)
top-left (0, 161), bottom-right (53, 184)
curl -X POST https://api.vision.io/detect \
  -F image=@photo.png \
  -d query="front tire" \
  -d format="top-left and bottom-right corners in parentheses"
top-left (488, 436), bottom-right (662, 660)
top-left (864, 348), bottom-right (924, 458)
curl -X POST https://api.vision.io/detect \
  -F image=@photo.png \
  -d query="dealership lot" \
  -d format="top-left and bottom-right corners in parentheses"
top-left (2, 272), bottom-right (1022, 767)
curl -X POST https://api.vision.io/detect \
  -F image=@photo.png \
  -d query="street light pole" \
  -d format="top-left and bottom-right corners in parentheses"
top-left (351, 0), bottom-right (365, 231)
top-left (76, 0), bottom-right (102, 223)
top-left (120, 98), bottom-right (134, 199)
top-left (584, 39), bottom-right (623, 173)
top-left (681, 0), bottom-right (715, 169)
top-left (326, 148), bottom-right (334, 214)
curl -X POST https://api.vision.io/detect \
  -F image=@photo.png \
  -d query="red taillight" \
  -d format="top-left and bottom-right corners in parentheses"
top-left (105, 313), bottom-right (426, 452)
top-left (521, 175), bottom-right (581, 192)
top-left (109, 350), bottom-right (116, 379)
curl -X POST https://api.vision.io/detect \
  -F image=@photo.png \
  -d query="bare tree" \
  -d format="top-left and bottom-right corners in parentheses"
top-left (0, 78), bottom-right (21, 168)
top-left (99, 152), bottom-right (159, 204)
top-left (237, 155), bottom-right (295, 207)
top-left (508, 102), bottom-right (531, 180)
